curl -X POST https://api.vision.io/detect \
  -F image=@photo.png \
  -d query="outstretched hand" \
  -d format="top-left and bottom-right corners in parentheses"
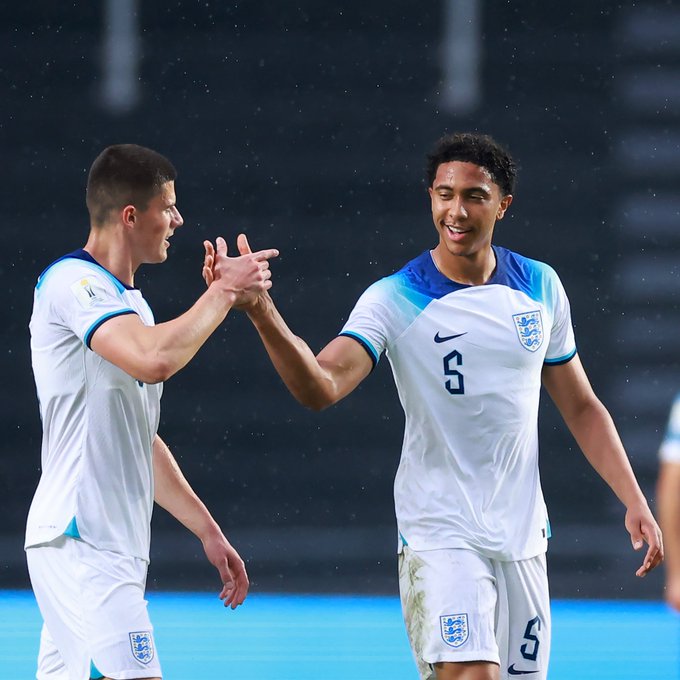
top-left (625, 503), bottom-right (664, 577)
top-left (202, 235), bottom-right (278, 308)
top-left (202, 531), bottom-right (250, 609)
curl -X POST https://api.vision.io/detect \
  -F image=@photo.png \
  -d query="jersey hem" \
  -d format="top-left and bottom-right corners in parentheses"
top-left (396, 538), bottom-right (548, 562)
top-left (25, 531), bottom-right (150, 563)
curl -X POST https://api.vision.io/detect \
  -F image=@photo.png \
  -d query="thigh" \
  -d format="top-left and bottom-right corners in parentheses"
top-left (27, 537), bottom-right (163, 680)
top-left (495, 554), bottom-right (550, 680)
top-left (75, 539), bottom-right (161, 680)
top-left (399, 547), bottom-right (501, 680)
top-left (28, 537), bottom-right (91, 680)
top-left (36, 623), bottom-right (71, 680)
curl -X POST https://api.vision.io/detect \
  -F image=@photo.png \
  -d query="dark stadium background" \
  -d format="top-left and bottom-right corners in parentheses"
top-left (2, 1), bottom-right (678, 600)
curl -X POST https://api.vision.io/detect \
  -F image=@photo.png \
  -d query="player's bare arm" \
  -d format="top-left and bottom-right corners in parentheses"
top-left (251, 314), bottom-right (372, 410)
top-left (152, 435), bottom-right (249, 609)
top-left (91, 237), bottom-right (278, 384)
top-left (542, 356), bottom-right (663, 577)
top-left (204, 234), bottom-right (373, 409)
top-left (657, 461), bottom-right (680, 610)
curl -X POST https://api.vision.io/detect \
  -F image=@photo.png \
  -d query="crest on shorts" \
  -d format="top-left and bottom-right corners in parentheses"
top-left (129, 631), bottom-right (154, 664)
top-left (440, 613), bottom-right (469, 648)
top-left (512, 310), bottom-right (543, 352)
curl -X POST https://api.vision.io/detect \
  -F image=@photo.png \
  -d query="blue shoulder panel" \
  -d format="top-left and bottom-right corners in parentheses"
top-left (395, 250), bottom-right (470, 305)
top-left (387, 248), bottom-right (554, 307)
top-left (36, 249), bottom-right (133, 293)
top-left (491, 247), bottom-right (555, 307)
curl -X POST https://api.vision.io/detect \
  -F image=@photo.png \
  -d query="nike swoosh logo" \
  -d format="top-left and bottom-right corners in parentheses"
top-left (508, 665), bottom-right (539, 675)
top-left (434, 331), bottom-right (467, 343)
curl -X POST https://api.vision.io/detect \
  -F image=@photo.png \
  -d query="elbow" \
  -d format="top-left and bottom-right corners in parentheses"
top-left (287, 373), bottom-right (342, 411)
top-left (135, 357), bottom-right (176, 384)
top-left (298, 388), bottom-right (337, 412)
top-left (304, 399), bottom-right (331, 412)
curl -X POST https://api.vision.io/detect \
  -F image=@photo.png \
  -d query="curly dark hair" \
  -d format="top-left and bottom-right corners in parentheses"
top-left (425, 132), bottom-right (517, 196)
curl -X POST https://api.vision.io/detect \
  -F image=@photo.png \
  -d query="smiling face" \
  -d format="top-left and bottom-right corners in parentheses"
top-left (130, 180), bottom-right (184, 265)
top-left (429, 161), bottom-right (512, 279)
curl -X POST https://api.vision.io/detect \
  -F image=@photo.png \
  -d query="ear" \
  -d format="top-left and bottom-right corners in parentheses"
top-left (121, 205), bottom-right (136, 229)
top-left (496, 194), bottom-right (513, 221)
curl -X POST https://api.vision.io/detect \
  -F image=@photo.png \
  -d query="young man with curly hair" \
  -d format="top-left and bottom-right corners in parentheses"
top-left (206, 132), bottom-right (663, 680)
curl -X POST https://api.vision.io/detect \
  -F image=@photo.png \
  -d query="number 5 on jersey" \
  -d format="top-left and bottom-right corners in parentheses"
top-left (443, 350), bottom-right (464, 395)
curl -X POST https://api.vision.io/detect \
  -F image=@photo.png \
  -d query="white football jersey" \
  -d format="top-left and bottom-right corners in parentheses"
top-left (340, 247), bottom-right (576, 561)
top-left (659, 393), bottom-right (680, 463)
top-left (26, 250), bottom-right (162, 561)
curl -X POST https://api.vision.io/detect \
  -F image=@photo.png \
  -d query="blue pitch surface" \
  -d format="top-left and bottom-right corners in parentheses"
top-left (2, 590), bottom-right (679, 679)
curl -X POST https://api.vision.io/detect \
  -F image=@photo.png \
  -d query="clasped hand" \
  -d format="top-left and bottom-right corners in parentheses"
top-left (202, 234), bottom-right (278, 308)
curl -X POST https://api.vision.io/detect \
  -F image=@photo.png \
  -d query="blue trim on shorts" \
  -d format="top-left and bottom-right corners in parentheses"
top-left (399, 532), bottom-right (408, 546)
top-left (63, 517), bottom-right (81, 539)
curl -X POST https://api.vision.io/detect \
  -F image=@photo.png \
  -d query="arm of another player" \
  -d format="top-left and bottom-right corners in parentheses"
top-left (657, 460), bottom-right (680, 609)
top-left (204, 235), bottom-right (373, 410)
top-left (91, 237), bottom-right (278, 384)
top-left (542, 355), bottom-right (663, 577)
top-left (152, 435), bottom-right (249, 609)
top-left (249, 296), bottom-right (373, 409)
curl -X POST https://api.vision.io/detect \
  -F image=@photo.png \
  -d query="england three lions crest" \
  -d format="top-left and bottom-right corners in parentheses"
top-left (513, 310), bottom-right (544, 352)
top-left (129, 631), bottom-right (154, 664)
top-left (440, 613), bottom-right (469, 648)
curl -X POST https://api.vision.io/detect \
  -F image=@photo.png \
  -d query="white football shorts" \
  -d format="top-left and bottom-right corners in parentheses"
top-left (26, 535), bottom-right (161, 680)
top-left (398, 546), bottom-right (550, 680)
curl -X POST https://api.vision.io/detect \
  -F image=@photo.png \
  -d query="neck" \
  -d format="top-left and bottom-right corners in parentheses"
top-left (431, 244), bottom-right (496, 286)
top-left (83, 225), bottom-right (136, 287)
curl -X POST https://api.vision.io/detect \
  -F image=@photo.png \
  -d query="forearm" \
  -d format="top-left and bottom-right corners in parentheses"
top-left (92, 285), bottom-right (237, 384)
top-left (153, 435), bottom-right (249, 607)
top-left (657, 462), bottom-right (680, 576)
top-left (566, 399), bottom-right (647, 510)
top-left (153, 436), bottom-right (221, 543)
top-left (543, 360), bottom-right (662, 575)
top-left (247, 294), bottom-right (337, 409)
top-left (142, 287), bottom-right (236, 383)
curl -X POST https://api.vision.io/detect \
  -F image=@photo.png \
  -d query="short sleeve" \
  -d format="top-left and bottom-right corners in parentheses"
top-left (543, 268), bottom-right (577, 365)
top-left (339, 276), bottom-right (413, 367)
top-left (39, 262), bottom-right (137, 349)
